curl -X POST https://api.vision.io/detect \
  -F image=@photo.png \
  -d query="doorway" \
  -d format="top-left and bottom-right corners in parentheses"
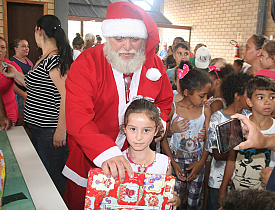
top-left (7, 2), bottom-right (43, 63)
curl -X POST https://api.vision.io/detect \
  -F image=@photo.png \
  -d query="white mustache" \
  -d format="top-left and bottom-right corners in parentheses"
top-left (118, 49), bottom-right (136, 54)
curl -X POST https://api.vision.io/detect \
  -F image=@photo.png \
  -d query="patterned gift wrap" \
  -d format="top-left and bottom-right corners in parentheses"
top-left (85, 169), bottom-right (175, 210)
top-left (0, 150), bottom-right (5, 209)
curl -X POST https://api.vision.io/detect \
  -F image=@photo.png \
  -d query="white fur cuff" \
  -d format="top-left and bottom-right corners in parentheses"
top-left (102, 19), bottom-right (148, 39)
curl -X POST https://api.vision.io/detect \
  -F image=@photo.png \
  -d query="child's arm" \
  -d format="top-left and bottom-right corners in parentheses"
top-left (166, 164), bottom-right (181, 210)
top-left (161, 126), bottom-right (186, 181)
top-left (186, 105), bottom-right (211, 181)
top-left (218, 149), bottom-right (236, 205)
top-left (210, 100), bottom-right (224, 115)
top-left (212, 148), bottom-right (229, 160)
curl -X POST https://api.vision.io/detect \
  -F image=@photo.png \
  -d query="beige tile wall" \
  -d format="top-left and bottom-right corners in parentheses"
top-left (163, 0), bottom-right (275, 64)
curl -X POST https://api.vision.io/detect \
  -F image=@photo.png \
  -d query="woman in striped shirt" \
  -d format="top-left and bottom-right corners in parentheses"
top-left (1, 15), bottom-right (73, 196)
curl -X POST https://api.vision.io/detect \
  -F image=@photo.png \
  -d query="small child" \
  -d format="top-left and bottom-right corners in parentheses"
top-left (173, 61), bottom-right (194, 102)
top-left (209, 58), bottom-right (226, 69)
top-left (255, 40), bottom-right (275, 80)
top-left (161, 64), bottom-right (212, 209)
top-left (219, 75), bottom-right (275, 203)
top-left (202, 64), bottom-right (235, 210)
top-left (205, 72), bottom-right (253, 210)
top-left (122, 98), bottom-right (180, 209)
top-left (207, 64), bottom-right (236, 114)
top-left (233, 59), bottom-right (244, 72)
top-left (167, 42), bottom-right (190, 87)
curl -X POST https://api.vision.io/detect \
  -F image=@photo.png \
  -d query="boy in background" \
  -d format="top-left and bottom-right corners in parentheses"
top-left (219, 75), bottom-right (275, 203)
top-left (205, 72), bottom-right (252, 210)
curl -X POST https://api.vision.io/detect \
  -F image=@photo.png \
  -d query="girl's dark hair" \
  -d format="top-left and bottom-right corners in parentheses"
top-left (36, 15), bottom-right (73, 76)
top-left (262, 40), bottom-right (275, 59)
top-left (96, 35), bottom-right (102, 41)
top-left (72, 33), bottom-right (84, 50)
top-left (166, 54), bottom-right (176, 69)
top-left (9, 39), bottom-right (27, 54)
top-left (123, 99), bottom-right (163, 139)
top-left (174, 42), bottom-right (190, 52)
top-left (209, 64), bottom-right (236, 80)
top-left (196, 43), bottom-right (207, 48)
top-left (247, 75), bottom-right (275, 99)
top-left (221, 72), bottom-right (253, 106)
top-left (234, 59), bottom-right (244, 68)
top-left (174, 37), bottom-right (185, 43)
top-left (251, 34), bottom-right (269, 50)
top-left (178, 61), bottom-right (211, 94)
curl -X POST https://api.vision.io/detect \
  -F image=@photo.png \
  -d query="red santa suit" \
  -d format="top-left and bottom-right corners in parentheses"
top-left (63, 2), bottom-right (173, 209)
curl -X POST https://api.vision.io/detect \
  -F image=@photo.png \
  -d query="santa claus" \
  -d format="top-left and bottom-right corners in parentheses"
top-left (63, 2), bottom-right (173, 209)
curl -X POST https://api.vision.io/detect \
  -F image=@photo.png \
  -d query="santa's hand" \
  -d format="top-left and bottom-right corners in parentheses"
top-left (102, 155), bottom-right (134, 182)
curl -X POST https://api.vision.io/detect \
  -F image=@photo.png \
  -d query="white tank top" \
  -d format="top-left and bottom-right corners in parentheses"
top-left (171, 103), bottom-right (205, 159)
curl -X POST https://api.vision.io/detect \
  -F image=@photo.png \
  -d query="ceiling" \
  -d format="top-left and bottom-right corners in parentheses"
top-left (68, 0), bottom-right (172, 25)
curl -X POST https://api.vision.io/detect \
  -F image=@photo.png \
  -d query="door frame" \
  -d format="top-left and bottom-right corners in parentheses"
top-left (3, 0), bottom-right (48, 55)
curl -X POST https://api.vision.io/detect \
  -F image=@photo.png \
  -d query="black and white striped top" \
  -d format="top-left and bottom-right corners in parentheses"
top-left (24, 55), bottom-right (61, 127)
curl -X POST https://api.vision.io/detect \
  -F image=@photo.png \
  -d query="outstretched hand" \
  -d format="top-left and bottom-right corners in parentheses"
top-left (102, 155), bottom-right (134, 182)
top-left (0, 62), bottom-right (18, 78)
top-left (231, 113), bottom-right (265, 150)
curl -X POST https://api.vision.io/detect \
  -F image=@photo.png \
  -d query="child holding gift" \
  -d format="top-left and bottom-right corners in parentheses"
top-left (122, 98), bottom-right (180, 209)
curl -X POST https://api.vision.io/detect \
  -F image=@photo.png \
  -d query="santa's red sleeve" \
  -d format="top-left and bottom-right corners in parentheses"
top-left (65, 50), bottom-right (122, 168)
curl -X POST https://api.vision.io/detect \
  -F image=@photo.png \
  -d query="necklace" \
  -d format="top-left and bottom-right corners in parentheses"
top-left (126, 149), bottom-right (156, 173)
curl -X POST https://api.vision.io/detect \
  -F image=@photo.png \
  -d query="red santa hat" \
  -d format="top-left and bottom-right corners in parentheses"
top-left (102, 2), bottom-right (160, 67)
top-left (102, 2), bottom-right (154, 39)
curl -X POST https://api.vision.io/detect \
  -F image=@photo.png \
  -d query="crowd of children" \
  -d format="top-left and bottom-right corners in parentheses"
top-left (2, 22), bottom-right (275, 209)
top-left (119, 36), bottom-right (275, 210)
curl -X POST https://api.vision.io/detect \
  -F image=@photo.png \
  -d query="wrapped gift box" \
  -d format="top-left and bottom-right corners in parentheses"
top-left (0, 150), bottom-right (5, 209)
top-left (85, 169), bottom-right (175, 210)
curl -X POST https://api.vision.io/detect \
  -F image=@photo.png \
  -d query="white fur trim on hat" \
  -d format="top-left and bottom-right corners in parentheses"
top-left (102, 19), bottom-right (148, 39)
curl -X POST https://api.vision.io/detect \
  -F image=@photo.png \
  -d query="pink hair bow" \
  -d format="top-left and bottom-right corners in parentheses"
top-left (208, 66), bottom-right (221, 79)
top-left (177, 64), bottom-right (190, 79)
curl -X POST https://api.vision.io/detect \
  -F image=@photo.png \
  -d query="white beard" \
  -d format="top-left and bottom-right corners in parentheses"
top-left (103, 39), bottom-right (146, 74)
